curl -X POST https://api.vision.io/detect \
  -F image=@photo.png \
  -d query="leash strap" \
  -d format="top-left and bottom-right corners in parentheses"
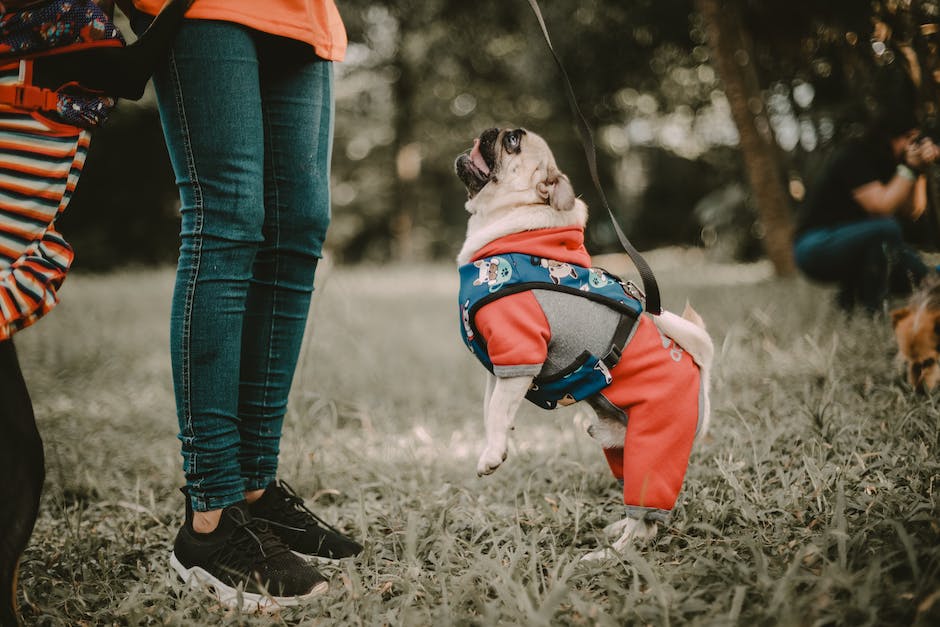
top-left (525, 0), bottom-right (663, 315)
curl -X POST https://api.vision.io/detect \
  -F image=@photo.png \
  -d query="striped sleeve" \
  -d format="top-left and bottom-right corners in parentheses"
top-left (0, 74), bottom-right (87, 339)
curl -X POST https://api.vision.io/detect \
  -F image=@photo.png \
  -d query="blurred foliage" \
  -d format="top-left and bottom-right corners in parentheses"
top-left (59, 0), bottom-right (940, 268)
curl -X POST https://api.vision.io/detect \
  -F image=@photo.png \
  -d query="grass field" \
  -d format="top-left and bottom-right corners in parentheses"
top-left (12, 249), bottom-right (940, 625)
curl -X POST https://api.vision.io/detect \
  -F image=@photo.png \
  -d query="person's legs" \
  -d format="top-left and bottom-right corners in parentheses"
top-left (151, 21), bottom-right (266, 515)
top-left (237, 37), bottom-right (334, 492)
top-left (794, 218), bottom-right (910, 312)
top-left (233, 36), bottom-right (363, 560)
top-left (888, 243), bottom-right (928, 295)
top-left (151, 21), bottom-right (330, 604)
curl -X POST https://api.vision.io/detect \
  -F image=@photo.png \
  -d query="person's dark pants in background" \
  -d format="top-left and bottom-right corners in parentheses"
top-left (794, 217), bottom-right (928, 313)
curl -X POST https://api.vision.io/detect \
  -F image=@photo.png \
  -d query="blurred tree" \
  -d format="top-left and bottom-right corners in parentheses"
top-left (55, 0), bottom-right (940, 270)
top-left (738, 0), bottom-right (940, 254)
top-left (332, 0), bottom-right (719, 263)
top-left (696, 0), bottom-right (796, 275)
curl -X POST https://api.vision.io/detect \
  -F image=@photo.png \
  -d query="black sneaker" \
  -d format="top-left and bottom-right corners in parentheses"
top-left (248, 480), bottom-right (363, 560)
top-left (170, 499), bottom-right (328, 611)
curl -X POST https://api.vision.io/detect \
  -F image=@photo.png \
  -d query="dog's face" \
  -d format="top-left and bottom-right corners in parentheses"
top-left (892, 305), bottom-right (940, 391)
top-left (454, 127), bottom-right (576, 215)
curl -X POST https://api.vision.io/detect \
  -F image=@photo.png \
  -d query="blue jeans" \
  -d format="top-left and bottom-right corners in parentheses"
top-left (794, 217), bottom-right (927, 312)
top-left (147, 20), bottom-right (334, 511)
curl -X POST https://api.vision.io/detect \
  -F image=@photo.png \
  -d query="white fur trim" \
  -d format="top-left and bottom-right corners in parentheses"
top-left (456, 199), bottom-right (588, 265)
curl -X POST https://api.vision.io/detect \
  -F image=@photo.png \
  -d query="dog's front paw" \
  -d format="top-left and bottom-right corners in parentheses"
top-left (476, 446), bottom-right (508, 476)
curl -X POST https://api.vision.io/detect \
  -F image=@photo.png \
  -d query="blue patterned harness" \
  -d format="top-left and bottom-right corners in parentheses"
top-left (459, 252), bottom-right (644, 409)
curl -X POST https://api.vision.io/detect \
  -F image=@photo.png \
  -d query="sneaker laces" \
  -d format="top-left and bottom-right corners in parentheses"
top-left (270, 480), bottom-right (343, 534)
top-left (211, 507), bottom-right (292, 577)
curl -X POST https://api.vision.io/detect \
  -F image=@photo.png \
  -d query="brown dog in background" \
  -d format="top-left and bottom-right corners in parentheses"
top-left (891, 278), bottom-right (940, 392)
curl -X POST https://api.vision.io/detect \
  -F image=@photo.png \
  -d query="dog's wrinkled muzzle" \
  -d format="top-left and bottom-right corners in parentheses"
top-left (455, 127), bottom-right (500, 197)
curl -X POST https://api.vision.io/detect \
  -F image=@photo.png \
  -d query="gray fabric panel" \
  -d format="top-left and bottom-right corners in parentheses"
top-left (493, 364), bottom-right (542, 378)
top-left (532, 289), bottom-right (622, 377)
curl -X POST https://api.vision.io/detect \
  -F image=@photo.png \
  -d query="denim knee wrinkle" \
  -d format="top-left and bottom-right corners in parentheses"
top-left (149, 21), bottom-right (334, 511)
top-left (794, 217), bottom-right (926, 312)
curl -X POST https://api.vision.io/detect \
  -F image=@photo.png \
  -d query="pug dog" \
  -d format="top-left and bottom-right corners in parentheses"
top-left (891, 277), bottom-right (940, 392)
top-left (454, 127), bottom-right (713, 559)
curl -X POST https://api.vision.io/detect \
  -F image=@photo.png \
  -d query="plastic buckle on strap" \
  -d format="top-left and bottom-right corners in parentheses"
top-left (12, 85), bottom-right (57, 111)
top-left (603, 343), bottom-right (623, 369)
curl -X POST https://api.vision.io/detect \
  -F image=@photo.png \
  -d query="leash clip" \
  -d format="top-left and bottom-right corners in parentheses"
top-left (605, 343), bottom-right (623, 366)
top-left (623, 280), bottom-right (645, 303)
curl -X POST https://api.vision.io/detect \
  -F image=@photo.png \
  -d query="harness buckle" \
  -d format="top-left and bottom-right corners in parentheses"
top-left (623, 280), bottom-right (645, 302)
top-left (604, 342), bottom-right (623, 368)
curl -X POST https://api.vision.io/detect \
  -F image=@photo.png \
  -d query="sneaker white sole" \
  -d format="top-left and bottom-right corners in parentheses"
top-left (170, 552), bottom-right (328, 612)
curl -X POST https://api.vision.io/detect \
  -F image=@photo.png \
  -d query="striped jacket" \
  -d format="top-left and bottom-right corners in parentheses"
top-left (0, 67), bottom-right (89, 340)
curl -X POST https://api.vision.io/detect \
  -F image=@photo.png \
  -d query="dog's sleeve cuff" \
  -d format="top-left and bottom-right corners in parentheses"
top-left (493, 364), bottom-right (543, 378)
top-left (623, 505), bottom-right (671, 523)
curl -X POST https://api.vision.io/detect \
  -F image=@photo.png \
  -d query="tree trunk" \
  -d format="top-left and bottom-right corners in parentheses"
top-left (390, 18), bottom-right (418, 262)
top-left (909, 2), bottom-right (940, 247)
top-left (696, 0), bottom-right (796, 275)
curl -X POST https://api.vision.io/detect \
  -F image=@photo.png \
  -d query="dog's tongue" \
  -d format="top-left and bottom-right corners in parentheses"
top-left (470, 138), bottom-right (490, 176)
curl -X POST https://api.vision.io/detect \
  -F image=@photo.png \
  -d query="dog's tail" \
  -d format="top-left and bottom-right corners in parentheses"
top-left (681, 301), bottom-right (705, 327)
top-left (654, 302), bottom-right (713, 369)
top-left (652, 302), bottom-right (714, 439)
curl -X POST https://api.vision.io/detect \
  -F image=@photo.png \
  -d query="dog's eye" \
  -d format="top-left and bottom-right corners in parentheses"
top-left (923, 357), bottom-right (936, 369)
top-left (503, 130), bottom-right (524, 152)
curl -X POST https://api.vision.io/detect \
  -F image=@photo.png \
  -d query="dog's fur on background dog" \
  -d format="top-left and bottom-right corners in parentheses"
top-left (454, 127), bottom-right (713, 559)
top-left (892, 277), bottom-right (940, 392)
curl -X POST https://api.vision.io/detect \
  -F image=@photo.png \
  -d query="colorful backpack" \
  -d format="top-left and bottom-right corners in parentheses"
top-left (0, 0), bottom-right (125, 129)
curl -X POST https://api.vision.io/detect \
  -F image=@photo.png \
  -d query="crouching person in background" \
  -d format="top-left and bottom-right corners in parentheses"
top-left (793, 109), bottom-right (940, 314)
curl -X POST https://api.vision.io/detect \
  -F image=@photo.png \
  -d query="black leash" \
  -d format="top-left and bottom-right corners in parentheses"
top-left (525, 0), bottom-right (663, 315)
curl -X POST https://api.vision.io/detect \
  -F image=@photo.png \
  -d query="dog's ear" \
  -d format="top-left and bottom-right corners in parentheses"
top-left (891, 307), bottom-right (910, 328)
top-left (537, 166), bottom-right (576, 212)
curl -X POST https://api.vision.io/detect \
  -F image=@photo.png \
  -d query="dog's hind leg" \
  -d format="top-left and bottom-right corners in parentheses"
top-left (0, 340), bottom-right (44, 627)
top-left (477, 374), bottom-right (533, 476)
top-left (580, 517), bottom-right (658, 562)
